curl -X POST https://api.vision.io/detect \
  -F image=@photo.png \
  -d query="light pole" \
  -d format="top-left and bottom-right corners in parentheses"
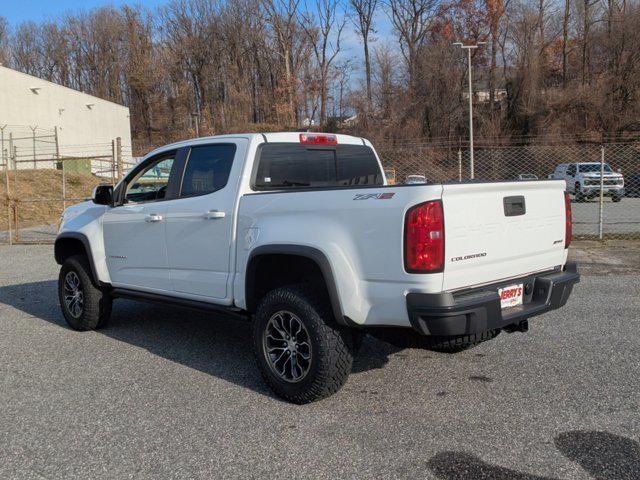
top-left (191, 112), bottom-right (200, 137)
top-left (453, 41), bottom-right (485, 179)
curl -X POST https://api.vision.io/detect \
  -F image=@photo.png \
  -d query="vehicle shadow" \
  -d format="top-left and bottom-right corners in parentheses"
top-left (427, 451), bottom-right (556, 480)
top-left (554, 430), bottom-right (640, 480)
top-left (427, 431), bottom-right (640, 480)
top-left (0, 280), bottom-right (396, 399)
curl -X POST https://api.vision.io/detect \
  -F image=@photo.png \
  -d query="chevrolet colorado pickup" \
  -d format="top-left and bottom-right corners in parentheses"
top-left (55, 132), bottom-right (579, 403)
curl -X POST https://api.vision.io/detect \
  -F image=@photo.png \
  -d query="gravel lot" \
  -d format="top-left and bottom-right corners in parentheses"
top-left (0, 245), bottom-right (639, 479)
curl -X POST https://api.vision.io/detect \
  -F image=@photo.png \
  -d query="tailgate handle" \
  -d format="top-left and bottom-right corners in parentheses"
top-left (503, 196), bottom-right (526, 216)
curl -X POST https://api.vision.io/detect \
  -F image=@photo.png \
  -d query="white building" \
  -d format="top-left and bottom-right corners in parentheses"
top-left (0, 66), bottom-right (132, 172)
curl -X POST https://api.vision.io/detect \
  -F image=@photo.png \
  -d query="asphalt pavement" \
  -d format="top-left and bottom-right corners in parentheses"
top-left (571, 195), bottom-right (640, 236)
top-left (0, 245), bottom-right (638, 479)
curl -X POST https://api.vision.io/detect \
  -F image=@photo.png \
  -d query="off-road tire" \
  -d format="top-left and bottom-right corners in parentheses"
top-left (612, 195), bottom-right (622, 203)
top-left (574, 183), bottom-right (585, 202)
top-left (253, 285), bottom-right (354, 404)
top-left (58, 255), bottom-right (112, 331)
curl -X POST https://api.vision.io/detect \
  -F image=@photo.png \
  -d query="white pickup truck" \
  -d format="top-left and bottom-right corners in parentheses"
top-left (55, 132), bottom-right (579, 403)
top-left (552, 162), bottom-right (625, 202)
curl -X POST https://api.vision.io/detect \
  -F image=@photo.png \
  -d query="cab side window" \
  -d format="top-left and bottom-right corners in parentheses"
top-left (124, 154), bottom-right (176, 204)
top-left (567, 164), bottom-right (576, 176)
top-left (180, 144), bottom-right (237, 198)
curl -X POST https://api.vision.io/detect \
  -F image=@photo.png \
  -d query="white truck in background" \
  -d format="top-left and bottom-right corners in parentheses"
top-left (55, 132), bottom-right (579, 403)
top-left (552, 162), bottom-right (625, 202)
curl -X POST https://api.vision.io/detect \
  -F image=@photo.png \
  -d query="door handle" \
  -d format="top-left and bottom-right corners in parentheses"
top-left (204, 210), bottom-right (226, 220)
top-left (145, 213), bottom-right (164, 222)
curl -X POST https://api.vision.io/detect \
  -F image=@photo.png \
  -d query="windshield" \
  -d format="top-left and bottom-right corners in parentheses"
top-left (579, 164), bottom-right (613, 173)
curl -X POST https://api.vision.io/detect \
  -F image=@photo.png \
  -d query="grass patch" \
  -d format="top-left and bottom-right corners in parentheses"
top-left (1, 169), bottom-right (106, 229)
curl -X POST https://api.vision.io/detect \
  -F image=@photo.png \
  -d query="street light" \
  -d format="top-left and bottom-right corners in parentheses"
top-left (453, 41), bottom-right (485, 179)
top-left (190, 112), bottom-right (200, 137)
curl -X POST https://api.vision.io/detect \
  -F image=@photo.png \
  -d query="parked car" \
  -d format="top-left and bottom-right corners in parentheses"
top-left (55, 132), bottom-right (579, 403)
top-left (517, 174), bottom-right (538, 180)
top-left (405, 174), bottom-right (427, 184)
top-left (625, 172), bottom-right (640, 197)
top-left (552, 162), bottom-right (624, 202)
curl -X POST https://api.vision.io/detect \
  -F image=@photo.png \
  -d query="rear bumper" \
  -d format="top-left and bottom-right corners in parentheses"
top-left (407, 262), bottom-right (580, 336)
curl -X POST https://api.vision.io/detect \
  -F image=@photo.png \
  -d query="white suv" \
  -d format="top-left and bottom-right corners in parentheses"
top-left (55, 132), bottom-right (579, 403)
top-left (553, 162), bottom-right (624, 202)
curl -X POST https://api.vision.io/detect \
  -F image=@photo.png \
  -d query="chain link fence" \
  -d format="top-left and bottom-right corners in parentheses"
top-left (2, 136), bottom-right (639, 244)
top-left (377, 141), bottom-right (640, 239)
top-left (1, 128), bottom-right (135, 244)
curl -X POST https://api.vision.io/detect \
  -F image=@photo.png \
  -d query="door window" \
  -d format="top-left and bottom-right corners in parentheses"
top-left (125, 155), bottom-right (176, 204)
top-left (567, 164), bottom-right (576, 176)
top-left (180, 144), bottom-right (237, 197)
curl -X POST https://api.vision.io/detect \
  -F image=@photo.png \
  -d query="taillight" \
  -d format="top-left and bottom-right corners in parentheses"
top-left (564, 191), bottom-right (572, 248)
top-left (299, 133), bottom-right (337, 145)
top-left (404, 200), bottom-right (444, 273)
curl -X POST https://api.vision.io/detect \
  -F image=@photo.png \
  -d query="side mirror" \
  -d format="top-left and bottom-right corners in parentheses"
top-left (92, 185), bottom-right (113, 205)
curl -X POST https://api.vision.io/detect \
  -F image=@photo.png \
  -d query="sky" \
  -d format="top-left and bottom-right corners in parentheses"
top-left (2, 0), bottom-right (397, 78)
top-left (2, 0), bottom-right (160, 24)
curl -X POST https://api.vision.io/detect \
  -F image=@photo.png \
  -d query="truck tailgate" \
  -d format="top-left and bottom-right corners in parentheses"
top-left (441, 181), bottom-right (568, 291)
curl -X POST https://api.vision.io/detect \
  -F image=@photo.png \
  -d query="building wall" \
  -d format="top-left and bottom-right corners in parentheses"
top-left (0, 66), bottom-right (132, 170)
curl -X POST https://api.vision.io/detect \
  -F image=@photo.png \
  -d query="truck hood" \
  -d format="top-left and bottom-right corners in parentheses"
top-left (59, 200), bottom-right (108, 232)
top-left (62, 200), bottom-right (94, 219)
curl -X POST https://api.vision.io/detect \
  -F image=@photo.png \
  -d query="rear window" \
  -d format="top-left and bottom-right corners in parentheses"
top-left (254, 144), bottom-right (383, 190)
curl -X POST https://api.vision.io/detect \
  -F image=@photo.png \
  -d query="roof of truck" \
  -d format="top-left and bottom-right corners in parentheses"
top-left (144, 132), bottom-right (369, 159)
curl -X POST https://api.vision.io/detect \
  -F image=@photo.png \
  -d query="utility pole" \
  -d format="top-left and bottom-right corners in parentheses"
top-left (453, 41), bottom-right (485, 179)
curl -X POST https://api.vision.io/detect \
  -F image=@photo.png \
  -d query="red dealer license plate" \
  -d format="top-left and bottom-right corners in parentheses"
top-left (499, 284), bottom-right (524, 309)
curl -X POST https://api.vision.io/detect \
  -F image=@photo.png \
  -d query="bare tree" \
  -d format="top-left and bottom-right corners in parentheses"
top-left (349, 0), bottom-right (377, 112)
top-left (579, 0), bottom-right (599, 85)
top-left (4, 0), bottom-right (640, 149)
top-left (0, 17), bottom-right (11, 67)
top-left (330, 59), bottom-right (353, 118)
top-left (486, 0), bottom-right (508, 110)
top-left (562, 0), bottom-right (570, 87)
top-left (387, 0), bottom-right (440, 90)
top-left (261, 0), bottom-right (303, 126)
top-left (372, 43), bottom-right (399, 121)
top-left (302, 0), bottom-right (346, 126)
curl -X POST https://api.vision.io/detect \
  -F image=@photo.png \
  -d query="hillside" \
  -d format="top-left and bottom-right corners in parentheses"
top-left (1, 169), bottom-right (105, 231)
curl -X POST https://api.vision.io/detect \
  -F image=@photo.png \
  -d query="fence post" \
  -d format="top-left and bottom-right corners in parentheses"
top-left (8, 142), bottom-right (18, 243)
top-left (116, 137), bottom-right (123, 181)
top-left (3, 144), bottom-right (11, 245)
top-left (0, 124), bottom-right (5, 166)
top-left (458, 149), bottom-right (462, 181)
top-left (30, 125), bottom-right (37, 169)
top-left (56, 126), bottom-right (66, 211)
top-left (13, 201), bottom-right (19, 243)
top-left (8, 132), bottom-right (13, 171)
top-left (111, 139), bottom-right (116, 186)
top-left (598, 146), bottom-right (605, 240)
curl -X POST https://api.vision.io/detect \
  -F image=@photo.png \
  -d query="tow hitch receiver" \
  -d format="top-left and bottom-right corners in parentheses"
top-left (503, 320), bottom-right (529, 333)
